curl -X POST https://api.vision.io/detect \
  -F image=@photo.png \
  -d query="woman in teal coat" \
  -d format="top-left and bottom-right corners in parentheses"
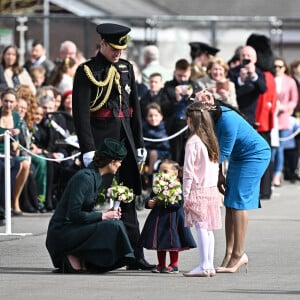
top-left (194, 91), bottom-right (271, 274)
top-left (46, 138), bottom-right (135, 273)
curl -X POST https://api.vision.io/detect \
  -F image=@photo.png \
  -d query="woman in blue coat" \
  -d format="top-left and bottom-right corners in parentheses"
top-left (195, 91), bottom-right (271, 273)
top-left (46, 138), bottom-right (135, 273)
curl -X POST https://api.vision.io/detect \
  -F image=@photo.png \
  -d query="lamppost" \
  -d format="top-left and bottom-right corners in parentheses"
top-left (16, 16), bottom-right (28, 66)
top-left (43, 0), bottom-right (50, 56)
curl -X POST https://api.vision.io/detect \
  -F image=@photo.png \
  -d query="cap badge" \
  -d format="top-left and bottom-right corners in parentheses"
top-left (119, 35), bottom-right (130, 44)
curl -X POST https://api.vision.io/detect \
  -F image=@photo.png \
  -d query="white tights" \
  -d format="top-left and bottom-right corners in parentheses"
top-left (191, 222), bottom-right (215, 272)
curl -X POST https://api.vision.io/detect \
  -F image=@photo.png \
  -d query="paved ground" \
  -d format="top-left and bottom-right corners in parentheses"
top-left (0, 180), bottom-right (300, 300)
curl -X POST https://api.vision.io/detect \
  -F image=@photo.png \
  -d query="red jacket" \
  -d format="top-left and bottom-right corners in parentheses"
top-left (256, 71), bottom-right (277, 132)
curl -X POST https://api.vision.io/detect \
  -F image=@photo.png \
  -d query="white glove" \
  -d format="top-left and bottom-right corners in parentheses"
top-left (136, 148), bottom-right (147, 164)
top-left (83, 151), bottom-right (95, 167)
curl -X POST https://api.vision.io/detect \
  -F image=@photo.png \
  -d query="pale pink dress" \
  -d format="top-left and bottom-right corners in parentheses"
top-left (183, 134), bottom-right (222, 230)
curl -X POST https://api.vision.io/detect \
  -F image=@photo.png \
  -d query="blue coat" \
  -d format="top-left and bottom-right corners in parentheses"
top-left (215, 106), bottom-right (271, 210)
top-left (143, 121), bottom-right (170, 152)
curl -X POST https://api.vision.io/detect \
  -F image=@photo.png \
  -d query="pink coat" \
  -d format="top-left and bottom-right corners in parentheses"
top-left (183, 134), bottom-right (219, 200)
top-left (277, 74), bottom-right (298, 130)
top-left (183, 134), bottom-right (221, 230)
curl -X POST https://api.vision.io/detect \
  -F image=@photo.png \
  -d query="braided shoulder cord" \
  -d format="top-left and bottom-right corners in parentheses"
top-left (83, 64), bottom-right (122, 112)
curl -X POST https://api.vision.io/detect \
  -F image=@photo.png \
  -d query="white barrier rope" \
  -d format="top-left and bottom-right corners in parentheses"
top-left (143, 125), bottom-right (188, 142)
top-left (1, 124), bottom-right (299, 149)
top-left (8, 135), bottom-right (81, 162)
top-left (278, 127), bottom-right (300, 142)
top-left (142, 126), bottom-right (300, 143)
top-left (0, 133), bottom-right (78, 235)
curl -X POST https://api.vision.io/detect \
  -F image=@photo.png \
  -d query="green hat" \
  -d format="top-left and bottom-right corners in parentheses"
top-left (96, 138), bottom-right (127, 160)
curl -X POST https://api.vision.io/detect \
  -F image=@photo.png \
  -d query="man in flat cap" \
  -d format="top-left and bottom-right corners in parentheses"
top-left (189, 42), bottom-right (219, 81)
top-left (72, 23), bottom-right (153, 270)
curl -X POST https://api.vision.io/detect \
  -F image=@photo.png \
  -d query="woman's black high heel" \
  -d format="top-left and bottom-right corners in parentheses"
top-left (62, 255), bottom-right (87, 274)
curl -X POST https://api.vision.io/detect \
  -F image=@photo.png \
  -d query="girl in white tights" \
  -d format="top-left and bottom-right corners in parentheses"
top-left (183, 101), bottom-right (222, 277)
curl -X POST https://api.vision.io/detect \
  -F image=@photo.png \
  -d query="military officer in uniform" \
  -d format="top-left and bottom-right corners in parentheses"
top-left (189, 42), bottom-right (220, 81)
top-left (72, 23), bottom-right (154, 270)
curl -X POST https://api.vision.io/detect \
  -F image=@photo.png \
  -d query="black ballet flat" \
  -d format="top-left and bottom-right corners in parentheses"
top-left (11, 210), bottom-right (23, 216)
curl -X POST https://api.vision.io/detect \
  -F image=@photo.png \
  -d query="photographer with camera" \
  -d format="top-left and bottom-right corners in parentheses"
top-left (160, 59), bottom-right (200, 165)
top-left (228, 45), bottom-right (266, 127)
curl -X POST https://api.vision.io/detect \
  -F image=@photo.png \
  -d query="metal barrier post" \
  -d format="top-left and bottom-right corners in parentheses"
top-left (4, 130), bottom-right (12, 234)
top-left (0, 131), bottom-right (32, 236)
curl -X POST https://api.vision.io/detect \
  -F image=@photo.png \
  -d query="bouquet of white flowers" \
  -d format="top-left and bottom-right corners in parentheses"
top-left (152, 172), bottom-right (182, 206)
top-left (107, 177), bottom-right (135, 210)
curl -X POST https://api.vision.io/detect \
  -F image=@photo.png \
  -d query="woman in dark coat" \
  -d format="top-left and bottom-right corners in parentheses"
top-left (46, 138), bottom-right (135, 273)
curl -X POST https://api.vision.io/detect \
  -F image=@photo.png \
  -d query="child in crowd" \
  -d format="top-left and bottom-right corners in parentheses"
top-left (142, 103), bottom-right (170, 189)
top-left (182, 101), bottom-right (222, 277)
top-left (30, 66), bottom-right (46, 89)
top-left (139, 159), bottom-right (196, 274)
top-left (140, 72), bottom-right (164, 120)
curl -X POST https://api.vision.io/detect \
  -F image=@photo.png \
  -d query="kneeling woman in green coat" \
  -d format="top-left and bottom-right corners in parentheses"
top-left (46, 138), bottom-right (135, 273)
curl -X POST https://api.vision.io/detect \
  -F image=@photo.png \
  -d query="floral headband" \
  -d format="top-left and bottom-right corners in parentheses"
top-left (193, 89), bottom-right (217, 111)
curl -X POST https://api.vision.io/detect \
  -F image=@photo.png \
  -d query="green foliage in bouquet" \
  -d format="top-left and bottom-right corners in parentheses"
top-left (107, 177), bottom-right (135, 203)
top-left (96, 186), bottom-right (107, 206)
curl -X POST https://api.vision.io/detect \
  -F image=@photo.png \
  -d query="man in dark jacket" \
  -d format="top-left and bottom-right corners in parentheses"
top-left (72, 23), bottom-right (153, 270)
top-left (228, 45), bottom-right (266, 126)
top-left (160, 59), bottom-right (200, 165)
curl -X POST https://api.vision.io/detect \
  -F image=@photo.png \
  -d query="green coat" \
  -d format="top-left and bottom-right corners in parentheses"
top-left (45, 163), bottom-right (134, 272)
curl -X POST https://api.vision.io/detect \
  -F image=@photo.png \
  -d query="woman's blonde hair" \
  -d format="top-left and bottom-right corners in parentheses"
top-left (207, 56), bottom-right (229, 77)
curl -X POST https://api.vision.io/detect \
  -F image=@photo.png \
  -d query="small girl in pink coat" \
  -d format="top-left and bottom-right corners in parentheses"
top-left (183, 101), bottom-right (222, 277)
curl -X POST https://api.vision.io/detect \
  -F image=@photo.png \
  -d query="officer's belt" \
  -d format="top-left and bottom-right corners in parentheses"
top-left (90, 107), bottom-right (133, 119)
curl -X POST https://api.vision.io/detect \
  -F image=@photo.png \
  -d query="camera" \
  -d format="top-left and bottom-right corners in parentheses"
top-left (241, 59), bottom-right (251, 67)
top-left (180, 81), bottom-right (189, 96)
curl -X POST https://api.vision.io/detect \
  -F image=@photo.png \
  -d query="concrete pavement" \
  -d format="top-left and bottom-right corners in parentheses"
top-left (0, 180), bottom-right (300, 300)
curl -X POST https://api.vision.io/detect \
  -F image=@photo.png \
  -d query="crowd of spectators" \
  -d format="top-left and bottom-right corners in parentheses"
top-left (1, 32), bottom-right (300, 226)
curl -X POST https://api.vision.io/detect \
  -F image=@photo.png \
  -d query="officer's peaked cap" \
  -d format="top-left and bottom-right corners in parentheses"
top-left (96, 23), bottom-right (131, 50)
top-left (189, 42), bottom-right (220, 56)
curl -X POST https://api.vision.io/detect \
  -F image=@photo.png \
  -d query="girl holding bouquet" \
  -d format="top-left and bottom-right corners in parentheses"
top-left (183, 101), bottom-right (222, 277)
top-left (140, 159), bottom-right (196, 274)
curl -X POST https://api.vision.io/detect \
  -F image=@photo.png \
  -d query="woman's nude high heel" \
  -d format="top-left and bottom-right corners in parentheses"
top-left (216, 253), bottom-right (248, 273)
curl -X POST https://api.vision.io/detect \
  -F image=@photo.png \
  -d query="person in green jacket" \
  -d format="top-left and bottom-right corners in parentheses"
top-left (46, 138), bottom-right (135, 273)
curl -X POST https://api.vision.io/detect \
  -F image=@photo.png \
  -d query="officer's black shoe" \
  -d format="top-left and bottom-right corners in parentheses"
top-left (126, 258), bottom-right (156, 270)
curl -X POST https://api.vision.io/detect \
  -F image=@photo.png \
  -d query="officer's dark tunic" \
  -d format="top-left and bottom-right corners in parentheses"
top-left (46, 163), bottom-right (135, 272)
top-left (72, 52), bottom-right (145, 259)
